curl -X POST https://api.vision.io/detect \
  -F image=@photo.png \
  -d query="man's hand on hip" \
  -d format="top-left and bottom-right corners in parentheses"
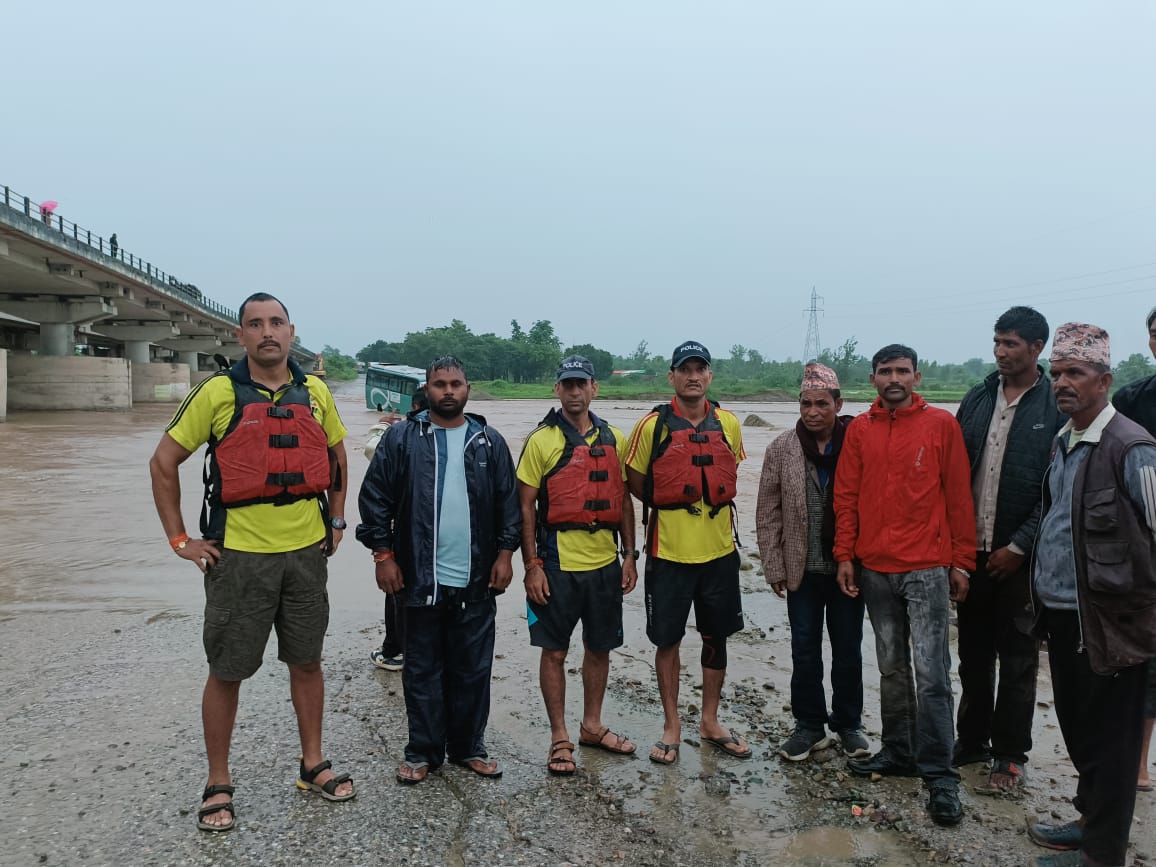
top-left (177, 539), bottom-right (222, 574)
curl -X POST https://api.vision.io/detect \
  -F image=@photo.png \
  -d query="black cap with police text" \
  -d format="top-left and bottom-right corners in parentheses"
top-left (670, 340), bottom-right (711, 370)
top-left (556, 354), bottom-right (596, 382)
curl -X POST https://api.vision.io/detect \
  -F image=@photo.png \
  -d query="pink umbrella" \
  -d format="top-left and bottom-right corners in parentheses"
top-left (40, 200), bottom-right (58, 213)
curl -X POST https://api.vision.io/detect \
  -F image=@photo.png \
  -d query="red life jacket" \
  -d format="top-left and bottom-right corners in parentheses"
top-left (201, 362), bottom-right (331, 539)
top-left (537, 409), bottom-right (625, 533)
top-left (644, 401), bottom-right (737, 518)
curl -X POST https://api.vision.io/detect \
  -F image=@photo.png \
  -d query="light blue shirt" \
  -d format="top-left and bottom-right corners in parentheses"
top-left (434, 423), bottom-right (471, 588)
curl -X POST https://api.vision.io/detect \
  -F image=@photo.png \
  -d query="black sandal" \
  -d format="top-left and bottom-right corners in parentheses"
top-left (197, 784), bottom-right (236, 832)
top-left (296, 759), bottom-right (356, 802)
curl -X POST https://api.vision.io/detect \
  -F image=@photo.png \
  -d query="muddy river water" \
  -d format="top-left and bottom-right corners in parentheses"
top-left (2, 384), bottom-right (1154, 866)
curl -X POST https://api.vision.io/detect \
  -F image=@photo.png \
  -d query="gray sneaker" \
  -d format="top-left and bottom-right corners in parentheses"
top-left (778, 727), bottom-right (835, 761)
top-left (839, 729), bottom-right (871, 758)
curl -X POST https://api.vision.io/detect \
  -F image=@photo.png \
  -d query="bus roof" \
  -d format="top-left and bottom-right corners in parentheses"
top-left (366, 363), bottom-right (427, 382)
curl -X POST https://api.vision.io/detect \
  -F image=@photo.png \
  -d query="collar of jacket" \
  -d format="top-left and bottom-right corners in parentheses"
top-left (867, 391), bottom-right (929, 419)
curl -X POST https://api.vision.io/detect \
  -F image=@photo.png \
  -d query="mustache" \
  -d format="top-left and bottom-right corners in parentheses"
top-left (1055, 389), bottom-right (1078, 399)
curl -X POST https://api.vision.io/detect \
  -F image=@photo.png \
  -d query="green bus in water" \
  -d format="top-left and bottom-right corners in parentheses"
top-left (365, 363), bottom-right (426, 414)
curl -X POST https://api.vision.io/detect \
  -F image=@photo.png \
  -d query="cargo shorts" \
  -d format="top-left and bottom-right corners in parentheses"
top-left (203, 544), bottom-right (329, 681)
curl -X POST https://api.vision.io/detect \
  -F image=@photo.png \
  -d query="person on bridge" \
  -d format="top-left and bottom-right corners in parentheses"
top-left (357, 355), bottom-right (520, 785)
top-left (517, 355), bottom-right (639, 776)
top-left (149, 291), bottom-right (353, 832)
top-left (625, 340), bottom-right (750, 765)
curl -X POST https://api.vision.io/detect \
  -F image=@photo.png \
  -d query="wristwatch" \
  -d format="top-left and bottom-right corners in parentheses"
top-left (330, 517), bottom-right (347, 530)
top-left (951, 566), bottom-right (970, 578)
top-left (620, 548), bottom-right (640, 560)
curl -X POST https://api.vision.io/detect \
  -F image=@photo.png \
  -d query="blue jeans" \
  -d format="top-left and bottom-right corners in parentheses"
top-left (861, 567), bottom-right (959, 785)
top-left (786, 570), bottom-right (865, 732)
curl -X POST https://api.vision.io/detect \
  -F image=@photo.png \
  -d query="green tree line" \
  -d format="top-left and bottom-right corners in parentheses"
top-left (318, 322), bottom-right (1156, 394)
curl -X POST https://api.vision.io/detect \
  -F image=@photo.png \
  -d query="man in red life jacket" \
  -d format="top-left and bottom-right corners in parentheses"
top-left (150, 292), bottom-right (353, 832)
top-left (625, 341), bottom-right (749, 765)
top-left (518, 355), bottom-right (639, 775)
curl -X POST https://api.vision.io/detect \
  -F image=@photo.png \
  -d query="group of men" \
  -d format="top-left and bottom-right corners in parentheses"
top-left (757, 306), bottom-right (1156, 867)
top-left (151, 291), bottom-right (1156, 867)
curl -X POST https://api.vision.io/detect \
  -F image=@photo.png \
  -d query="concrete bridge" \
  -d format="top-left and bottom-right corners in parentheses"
top-left (0, 185), bottom-right (318, 419)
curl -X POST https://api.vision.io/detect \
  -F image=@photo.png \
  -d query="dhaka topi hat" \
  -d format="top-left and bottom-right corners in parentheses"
top-left (801, 362), bottom-right (840, 392)
top-left (1050, 322), bottom-right (1111, 368)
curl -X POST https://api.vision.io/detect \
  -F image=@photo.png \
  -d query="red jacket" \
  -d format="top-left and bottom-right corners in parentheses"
top-left (834, 393), bottom-right (976, 573)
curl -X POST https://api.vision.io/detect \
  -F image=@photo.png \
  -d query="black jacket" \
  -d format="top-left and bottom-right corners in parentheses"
top-left (956, 368), bottom-right (1066, 553)
top-left (356, 411), bottom-right (521, 607)
top-left (1112, 374), bottom-right (1156, 437)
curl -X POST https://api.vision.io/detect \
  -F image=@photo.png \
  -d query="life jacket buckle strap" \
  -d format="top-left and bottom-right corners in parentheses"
top-left (266, 406), bottom-right (295, 419)
top-left (269, 434), bottom-right (300, 448)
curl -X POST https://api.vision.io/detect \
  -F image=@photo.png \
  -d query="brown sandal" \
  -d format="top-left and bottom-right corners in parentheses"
top-left (548, 740), bottom-right (576, 776)
top-left (579, 724), bottom-right (636, 755)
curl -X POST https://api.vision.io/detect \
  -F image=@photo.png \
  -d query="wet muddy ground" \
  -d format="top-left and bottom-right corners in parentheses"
top-left (2, 385), bottom-right (1154, 866)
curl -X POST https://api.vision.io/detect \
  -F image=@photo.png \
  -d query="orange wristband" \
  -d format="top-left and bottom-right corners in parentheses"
top-left (524, 557), bottom-right (543, 570)
top-left (169, 533), bottom-right (190, 552)
top-left (372, 550), bottom-right (394, 563)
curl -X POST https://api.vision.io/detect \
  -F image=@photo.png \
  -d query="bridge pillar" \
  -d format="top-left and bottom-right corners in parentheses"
top-left (40, 323), bottom-right (74, 357)
top-left (0, 349), bottom-right (7, 422)
top-left (178, 350), bottom-right (200, 369)
top-left (124, 340), bottom-right (152, 364)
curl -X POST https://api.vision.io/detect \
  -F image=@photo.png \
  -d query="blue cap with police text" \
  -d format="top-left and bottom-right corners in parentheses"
top-left (670, 340), bottom-right (711, 369)
top-left (556, 354), bottom-right (596, 382)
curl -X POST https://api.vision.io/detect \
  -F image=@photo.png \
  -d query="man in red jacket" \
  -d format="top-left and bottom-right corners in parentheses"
top-left (835, 344), bottom-right (976, 827)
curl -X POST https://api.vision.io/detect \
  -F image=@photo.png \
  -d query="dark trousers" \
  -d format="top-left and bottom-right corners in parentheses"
top-left (380, 593), bottom-right (405, 657)
top-left (956, 550), bottom-right (1040, 763)
top-left (861, 567), bottom-right (959, 785)
top-left (402, 590), bottom-right (497, 768)
top-left (1045, 608), bottom-right (1146, 866)
top-left (787, 570), bottom-right (866, 733)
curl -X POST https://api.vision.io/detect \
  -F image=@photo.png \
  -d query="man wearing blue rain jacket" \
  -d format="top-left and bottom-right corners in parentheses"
top-left (357, 356), bottom-right (521, 785)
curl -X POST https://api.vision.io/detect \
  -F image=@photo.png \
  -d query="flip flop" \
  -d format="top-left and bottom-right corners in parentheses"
top-left (296, 759), bottom-right (356, 801)
top-left (579, 724), bottom-right (637, 755)
top-left (396, 760), bottom-right (430, 785)
top-left (547, 740), bottom-right (577, 776)
top-left (649, 741), bottom-right (680, 765)
top-left (196, 784), bottom-right (236, 832)
top-left (453, 756), bottom-right (503, 779)
top-left (1138, 783), bottom-right (1154, 793)
top-left (703, 735), bottom-right (753, 759)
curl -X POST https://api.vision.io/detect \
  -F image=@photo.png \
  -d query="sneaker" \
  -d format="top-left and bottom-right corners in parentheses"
top-left (847, 748), bottom-right (918, 778)
top-left (839, 729), bottom-right (872, 758)
top-left (927, 785), bottom-right (963, 826)
top-left (370, 649), bottom-right (404, 671)
top-left (778, 727), bottom-right (835, 761)
top-left (1025, 818), bottom-right (1083, 851)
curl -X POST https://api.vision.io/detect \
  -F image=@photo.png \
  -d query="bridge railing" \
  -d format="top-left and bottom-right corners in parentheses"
top-left (1, 184), bottom-right (238, 323)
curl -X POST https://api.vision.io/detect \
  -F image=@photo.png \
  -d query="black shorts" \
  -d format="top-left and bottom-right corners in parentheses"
top-left (644, 550), bottom-right (743, 648)
top-left (527, 562), bottom-right (624, 652)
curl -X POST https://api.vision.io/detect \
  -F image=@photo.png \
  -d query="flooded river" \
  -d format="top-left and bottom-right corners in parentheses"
top-left (1, 383), bottom-right (1153, 866)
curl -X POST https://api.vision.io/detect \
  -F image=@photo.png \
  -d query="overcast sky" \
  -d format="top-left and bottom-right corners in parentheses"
top-left (5, 1), bottom-right (1155, 364)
